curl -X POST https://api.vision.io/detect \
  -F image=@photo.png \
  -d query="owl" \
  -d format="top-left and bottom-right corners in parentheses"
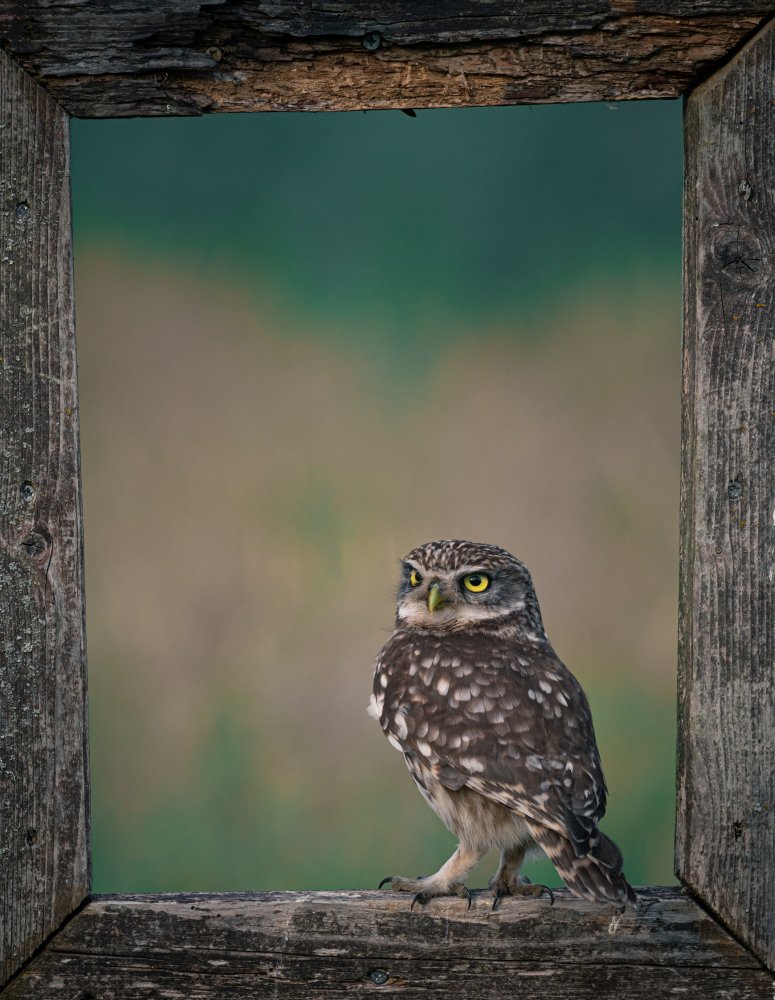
top-left (368, 539), bottom-right (636, 911)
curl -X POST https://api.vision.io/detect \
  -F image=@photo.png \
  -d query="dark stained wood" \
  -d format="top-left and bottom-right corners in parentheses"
top-left (678, 16), bottom-right (775, 973)
top-left (4, 889), bottom-right (774, 998)
top-left (0, 2), bottom-right (771, 116)
top-left (0, 49), bottom-right (90, 987)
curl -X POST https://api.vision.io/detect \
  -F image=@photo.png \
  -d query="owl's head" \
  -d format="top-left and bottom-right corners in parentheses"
top-left (395, 539), bottom-right (544, 636)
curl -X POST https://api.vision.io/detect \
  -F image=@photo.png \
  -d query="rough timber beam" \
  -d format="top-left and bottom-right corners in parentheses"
top-left (3, 889), bottom-right (774, 998)
top-left (0, 2), bottom-right (773, 116)
top-left (678, 14), bottom-right (775, 972)
top-left (0, 48), bottom-right (89, 988)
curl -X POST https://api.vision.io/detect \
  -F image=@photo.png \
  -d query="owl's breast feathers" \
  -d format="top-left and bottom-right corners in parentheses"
top-left (370, 629), bottom-right (607, 859)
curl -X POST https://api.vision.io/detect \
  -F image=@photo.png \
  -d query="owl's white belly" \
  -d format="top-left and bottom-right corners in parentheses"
top-left (406, 756), bottom-right (533, 854)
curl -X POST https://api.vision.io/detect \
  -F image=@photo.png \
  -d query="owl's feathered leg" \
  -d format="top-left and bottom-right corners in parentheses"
top-left (379, 844), bottom-right (483, 909)
top-left (489, 844), bottom-right (554, 910)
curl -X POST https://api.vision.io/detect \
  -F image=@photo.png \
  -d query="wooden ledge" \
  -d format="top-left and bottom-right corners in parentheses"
top-left (4, 888), bottom-right (772, 998)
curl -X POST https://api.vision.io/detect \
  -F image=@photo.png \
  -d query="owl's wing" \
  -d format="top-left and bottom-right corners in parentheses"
top-left (376, 633), bottom-right (607, 857)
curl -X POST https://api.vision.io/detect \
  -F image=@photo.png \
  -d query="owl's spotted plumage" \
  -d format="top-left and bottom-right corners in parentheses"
top-left (369, 539), bottom-right (636, 910)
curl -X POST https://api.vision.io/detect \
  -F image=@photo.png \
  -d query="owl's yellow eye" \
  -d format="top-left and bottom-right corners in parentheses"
top-left (409, 569), bottom-right (422, 587)
top-left (462, 573), bottom-right (490, 593)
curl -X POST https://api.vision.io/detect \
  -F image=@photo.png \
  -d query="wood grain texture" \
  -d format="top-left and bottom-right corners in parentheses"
top-left (4, 889), bottom-right (774, 998)
top-left (0, 2), bottom-right (771, 116)
top-left (678, 17), bottom-right (775, 972)
top-left (0, 49), bottom-right (89, 987)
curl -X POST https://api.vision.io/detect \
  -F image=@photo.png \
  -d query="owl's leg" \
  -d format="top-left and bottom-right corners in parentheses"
top-left (489, 845), bottom-right (554, 910)
top-left (379, 844), bottom-right (482, 909)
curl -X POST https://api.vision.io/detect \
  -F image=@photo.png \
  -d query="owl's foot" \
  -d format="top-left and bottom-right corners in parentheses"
top-left (378, 875), bottom-right (472, 910)
top-left (490, 874), bottom-right (554, 911)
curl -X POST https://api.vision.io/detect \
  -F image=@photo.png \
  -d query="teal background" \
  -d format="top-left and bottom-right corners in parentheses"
top-left (71, 99), bottom-right (682, 895)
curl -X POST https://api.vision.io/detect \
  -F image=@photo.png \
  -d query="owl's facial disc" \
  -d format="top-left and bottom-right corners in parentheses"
top-left (397, 559), bottom-right (506, 629)
top-left (395, 540), bottom-right (544, 636)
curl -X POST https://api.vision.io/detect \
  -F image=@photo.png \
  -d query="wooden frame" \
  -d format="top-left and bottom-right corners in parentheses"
top-left (1, 5), bottom-right (773, 995)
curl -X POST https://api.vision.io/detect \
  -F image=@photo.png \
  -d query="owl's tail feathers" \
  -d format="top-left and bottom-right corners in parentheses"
top-left (528, 823), bottom-right (637, 909)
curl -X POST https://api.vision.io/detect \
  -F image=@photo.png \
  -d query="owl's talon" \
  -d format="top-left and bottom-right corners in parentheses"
top-left (522, 882), bottom-right (554, 904)
top-left (457, 883), bottom-right (473, 910)
top-left (411, 890), bottom-right (430, 910)
top-left (378, 876), bottom-right (394, 890)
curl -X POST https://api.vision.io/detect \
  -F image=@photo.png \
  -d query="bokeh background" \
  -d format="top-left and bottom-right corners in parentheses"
top-left (71, 100), bottom-right (682, 894)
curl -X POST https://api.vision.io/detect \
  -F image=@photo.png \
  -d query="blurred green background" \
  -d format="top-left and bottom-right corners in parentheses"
top-left (71, 100), bottom-right (682, 895)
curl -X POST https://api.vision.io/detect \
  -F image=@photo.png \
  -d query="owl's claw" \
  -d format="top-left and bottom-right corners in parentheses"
top-left (380, 876), bottom-right (472, 910)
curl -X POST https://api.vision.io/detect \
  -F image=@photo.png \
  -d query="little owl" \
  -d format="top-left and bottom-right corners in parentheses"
top-left (369, 539), bottom-right (636, 910)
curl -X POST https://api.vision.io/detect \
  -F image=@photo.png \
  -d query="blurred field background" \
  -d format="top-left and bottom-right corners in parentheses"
top-left (71, 101), bottom-right (682, 894)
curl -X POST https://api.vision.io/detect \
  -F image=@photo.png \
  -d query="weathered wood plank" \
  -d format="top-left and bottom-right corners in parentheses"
top-left (0, 49), bottom-right (89, 987)
top-left (4, 890), bottom-right (774, 998)
top-left (678, 16), bottom-right (775, 973)
top-left (0, 2), bottom-right (770, 116)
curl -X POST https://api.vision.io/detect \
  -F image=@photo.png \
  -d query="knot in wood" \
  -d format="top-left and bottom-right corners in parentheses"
top-left (20, 529), bottom-right (51, 562)
top-left (713, 227), bottom-right (761, 286)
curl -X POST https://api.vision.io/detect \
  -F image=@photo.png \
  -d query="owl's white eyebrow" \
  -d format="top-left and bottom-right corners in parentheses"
top-left (401, 563), bottom-right (496, 577)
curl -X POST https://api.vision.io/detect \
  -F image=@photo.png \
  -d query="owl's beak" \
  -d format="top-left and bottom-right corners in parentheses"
top-left (427, 582), bottom-right (447, 613)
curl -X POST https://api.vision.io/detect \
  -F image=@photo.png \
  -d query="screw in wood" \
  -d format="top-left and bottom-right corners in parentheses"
top-left (368, 969), bottom-right (389, 985)
top-left (362, 31), bottom-right (382, 51)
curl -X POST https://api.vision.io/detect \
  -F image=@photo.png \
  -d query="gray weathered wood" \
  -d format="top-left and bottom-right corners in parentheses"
top-left (0, 0), bottom-right (772, 992)
top-left (0, 49), bottom-right (90, 988)
top-left (4, 889), bottom-right (774, 998)
top-left (0, 2), bottom-right (771, 116)
top-left (678, 16), bottom-right (775, 973)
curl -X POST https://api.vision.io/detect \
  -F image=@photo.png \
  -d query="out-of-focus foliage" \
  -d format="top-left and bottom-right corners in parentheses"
top-left (71, 100), bottom-right (682, 894)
